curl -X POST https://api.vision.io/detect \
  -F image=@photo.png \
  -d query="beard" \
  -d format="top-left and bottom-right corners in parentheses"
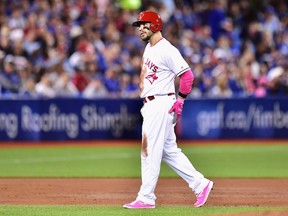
top-left (141, 30), bottom-right (152, 42)
top-left (142, 35), bottom-right (151, 42)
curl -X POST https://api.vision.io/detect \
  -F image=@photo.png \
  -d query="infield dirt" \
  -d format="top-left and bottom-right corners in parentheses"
top-left (1, 178), bottom-right (287, 206)
top-left (1, 178), bottom-right (288, 216)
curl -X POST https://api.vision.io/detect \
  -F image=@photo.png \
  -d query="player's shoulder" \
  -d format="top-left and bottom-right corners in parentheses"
top-left (159, 38), bottom-right (177, 51)
top-left (159, 38), bottom-right (172, 46)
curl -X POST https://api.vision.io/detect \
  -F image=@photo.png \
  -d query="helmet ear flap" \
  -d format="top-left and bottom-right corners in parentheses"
top-left (150, 23), bottom-right (160, 33)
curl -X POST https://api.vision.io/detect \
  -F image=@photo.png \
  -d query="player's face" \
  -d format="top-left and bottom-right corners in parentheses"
top-left (138, 23), bottom-right (153, 42)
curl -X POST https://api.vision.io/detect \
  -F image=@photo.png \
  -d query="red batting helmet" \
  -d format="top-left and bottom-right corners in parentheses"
top-left (132, 11), bottom-right (162, 33)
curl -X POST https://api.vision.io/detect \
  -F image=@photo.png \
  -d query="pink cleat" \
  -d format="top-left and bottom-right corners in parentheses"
top-left (194, 180), bottom-right (214, 207)
top-left (123, 200), bottom-right (155, 209)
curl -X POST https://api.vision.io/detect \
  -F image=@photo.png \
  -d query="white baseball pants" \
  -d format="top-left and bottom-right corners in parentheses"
top-left (136, 95), bottom-right (209, 205)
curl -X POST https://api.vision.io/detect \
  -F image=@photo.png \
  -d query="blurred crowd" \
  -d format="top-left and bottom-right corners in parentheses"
top-left (0, 0), bottom-right (288, 99)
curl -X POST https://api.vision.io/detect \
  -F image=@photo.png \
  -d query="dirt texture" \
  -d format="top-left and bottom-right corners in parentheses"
top-left (1, 178), bottom-right (288, 215)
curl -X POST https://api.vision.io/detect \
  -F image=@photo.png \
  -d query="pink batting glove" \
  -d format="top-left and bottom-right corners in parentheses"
top-left (169, 98), bottom-right (185, 123)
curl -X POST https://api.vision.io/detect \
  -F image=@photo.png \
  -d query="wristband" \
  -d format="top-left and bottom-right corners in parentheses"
top-left (178, 91), bottom-right (187, 99)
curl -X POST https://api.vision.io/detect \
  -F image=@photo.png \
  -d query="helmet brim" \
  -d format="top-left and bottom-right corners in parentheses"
top-left (132, 21), bottom-right (150, 27)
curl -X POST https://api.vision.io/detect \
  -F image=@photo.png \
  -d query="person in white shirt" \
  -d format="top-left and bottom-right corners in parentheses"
top-left (123, 10), bottom-right (213, 209)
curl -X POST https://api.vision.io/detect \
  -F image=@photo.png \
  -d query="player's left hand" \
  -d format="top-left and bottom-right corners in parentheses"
top-left (169, 98), bottom-right (184, 123)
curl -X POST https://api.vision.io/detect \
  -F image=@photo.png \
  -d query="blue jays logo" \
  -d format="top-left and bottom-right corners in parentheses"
top-left (142, 58), bottom-right (159, 84)
top-left (145, 73), bottom-right (158, 84)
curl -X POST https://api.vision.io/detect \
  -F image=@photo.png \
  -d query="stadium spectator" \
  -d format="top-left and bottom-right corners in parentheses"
top-left (34, 72), bottom-right (56, 98)
top-left (0, 55), bottom-right (21, 95)
top-left (52, 64), bottom-right (79, 98)
top-left (71, 66), bottom-right (90, 94)
top-left (119, 73), bottom-right (140, 98)
top-left (103, 64), bottom-right (121, 97)
top-left (82, 76), bottom-right (109, 98)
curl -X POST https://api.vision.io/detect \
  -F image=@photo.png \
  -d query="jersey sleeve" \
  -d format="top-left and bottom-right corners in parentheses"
top-left (164, 45), bottom-right (190, 76)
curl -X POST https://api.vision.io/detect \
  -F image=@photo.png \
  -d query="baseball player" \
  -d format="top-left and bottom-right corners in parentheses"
top-left (123, 11), bottom-right (213, 209)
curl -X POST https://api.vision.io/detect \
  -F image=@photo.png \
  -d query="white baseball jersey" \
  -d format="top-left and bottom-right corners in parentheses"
top-left (140, 38), bottom-right (190, 98)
